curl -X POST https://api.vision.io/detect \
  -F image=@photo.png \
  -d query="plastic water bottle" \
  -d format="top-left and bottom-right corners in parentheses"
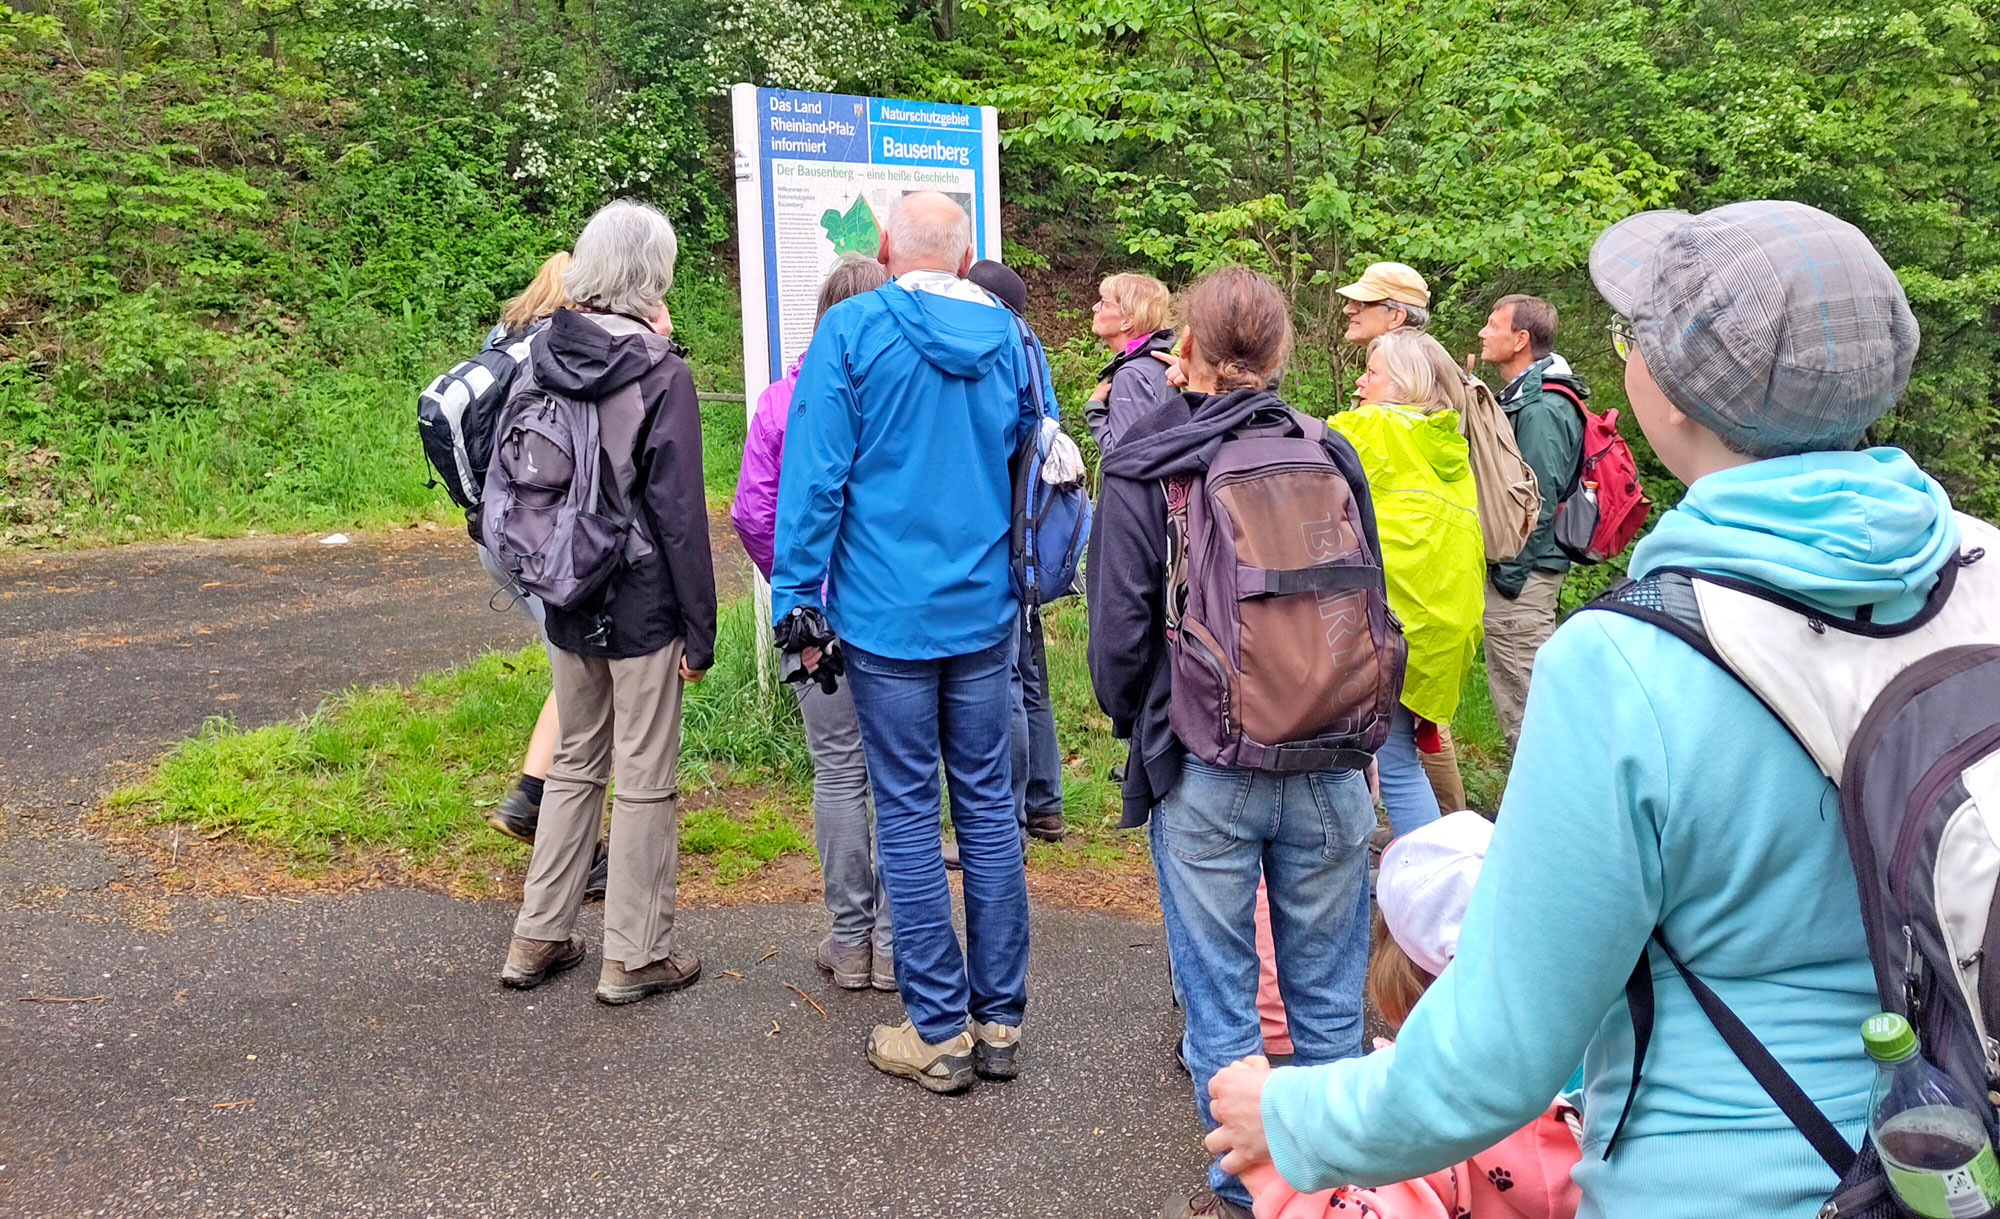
top-left (1865, 1012), bottom-right (2000, 1218)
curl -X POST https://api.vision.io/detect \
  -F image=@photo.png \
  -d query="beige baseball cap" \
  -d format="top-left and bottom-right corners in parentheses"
top-left (1336, 261), bottom-right (1430, 308)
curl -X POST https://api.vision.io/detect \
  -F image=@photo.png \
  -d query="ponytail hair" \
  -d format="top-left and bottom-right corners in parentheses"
top-left (1177, 265), bottom-right (1292, 391)
top-left (499, 252), bottom-right (574, 334)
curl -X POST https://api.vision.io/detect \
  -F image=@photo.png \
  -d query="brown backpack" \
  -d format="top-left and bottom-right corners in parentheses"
top-left (1163, 410), bottom-right (1406, 773)
top-left (1461, 372), bottom-right (1541, 563)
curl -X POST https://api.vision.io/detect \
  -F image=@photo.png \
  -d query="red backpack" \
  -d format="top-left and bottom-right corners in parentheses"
top-left (1544, 381), bottom-right (1652, 564)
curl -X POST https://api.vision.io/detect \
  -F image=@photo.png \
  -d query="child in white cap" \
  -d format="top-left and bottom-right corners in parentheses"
top-left (1241, 811), bottom-right (1581, 1219)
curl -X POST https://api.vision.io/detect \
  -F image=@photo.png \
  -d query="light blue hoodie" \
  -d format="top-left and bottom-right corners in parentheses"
top-left (773, 281), bottom-right (1038, 660)
top-left (1260, 448), bottom-right (1961, 1219)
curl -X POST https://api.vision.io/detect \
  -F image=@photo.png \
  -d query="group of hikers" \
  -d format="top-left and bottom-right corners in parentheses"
top-left (420, 187), bottom-right (2000, 1219)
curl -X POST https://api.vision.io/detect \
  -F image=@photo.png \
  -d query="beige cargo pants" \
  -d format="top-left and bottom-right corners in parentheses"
top-left (1482, 570), bottom-right (1564, 753)
top-left (513, 638), bottom-right (685, 971)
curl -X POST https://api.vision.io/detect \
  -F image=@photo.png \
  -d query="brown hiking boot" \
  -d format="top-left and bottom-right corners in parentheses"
top-left (1025, 811), bottom-right (1065, 842)
top-left (865, 1020), bottom-right (976, 1094)
top-left (499, 934), bottom-right (585, 990)
top-left (813, 936), bottom-right (872, 990)
top-left (970, 1019), bottom-right (1021, 1081)
top-left (595, 946), bottom-right (701, 1005)
top-left (1161, 1187), bottom-right (1254, 1219)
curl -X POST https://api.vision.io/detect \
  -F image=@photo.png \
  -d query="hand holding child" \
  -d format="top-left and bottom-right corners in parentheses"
top-left (1204, 1054), bottom-right (1276, 1176)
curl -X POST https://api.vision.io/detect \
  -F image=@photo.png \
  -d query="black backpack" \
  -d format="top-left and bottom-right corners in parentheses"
top-left (1587, 512), bottom-right (2000, 1218)
top-left (416, 324), bottom-right (541, 511)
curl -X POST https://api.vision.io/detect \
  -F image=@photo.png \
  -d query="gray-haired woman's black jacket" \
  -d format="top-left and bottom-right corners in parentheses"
top-left (1085, 328), bottom-right (1178, 455)
top-left (527, 308), bottom-right (717, 668)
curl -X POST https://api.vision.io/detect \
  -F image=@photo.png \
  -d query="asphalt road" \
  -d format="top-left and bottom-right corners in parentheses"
top-left (0, 530), bottom-right (1209, 1216)
top-left (1, 895), bottom-right (1198, 1218)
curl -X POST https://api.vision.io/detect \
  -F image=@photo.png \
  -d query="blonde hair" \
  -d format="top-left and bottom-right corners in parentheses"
top-left (1364, 910), bottom-right (1436, 1030)
top-left (1368, 329), bottom-right (1469, 415)
top-left (499, 253), bottom-right (574, 334)
top-left (1100, 272), bottom-right (1172, 334)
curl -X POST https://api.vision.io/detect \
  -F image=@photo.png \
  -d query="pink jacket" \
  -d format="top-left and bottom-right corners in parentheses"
top-left (1242, 1101), bottom-right (1580, 1219)
top-left (728, 357), bottom-right (803, 579)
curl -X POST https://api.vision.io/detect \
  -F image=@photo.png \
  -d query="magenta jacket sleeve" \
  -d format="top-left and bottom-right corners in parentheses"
top-left (729, 370), bottom-right (796, 581)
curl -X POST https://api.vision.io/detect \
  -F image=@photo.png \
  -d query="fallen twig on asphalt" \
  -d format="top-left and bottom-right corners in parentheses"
top-left (767, 1019), bottom-right (781, 1036)
top-left (720, 970), bottom-right (743, 979)
top-left (16, 994), bottom-right (108, 1003)
top-left (756, 945), bottom-right (778, 964)
top-left (212, 1098), bottom-right (256, 1109)
top-left (784, 983), bottom-right (827, 1016)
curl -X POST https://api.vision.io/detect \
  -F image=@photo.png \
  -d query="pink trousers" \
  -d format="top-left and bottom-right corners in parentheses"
top-left (1254, 876), bottom-right (1294, 1056)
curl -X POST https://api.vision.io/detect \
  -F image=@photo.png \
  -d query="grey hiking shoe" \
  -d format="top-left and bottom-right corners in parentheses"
top-left (484, 782), bottom-right (540, 842)
top-left (1161, 1187), bottom-right (1254, 1219)
top-left (870, 947), bottom-right (896, 992)
top-left (866, 1020), bottom-right (976, 1094)
top-left (500, 934), bottom-right (585, 990)
top-left (595, 946), bottom-right (700, 1005)
top-left (813, 936), bottom-right (872, 990)
top-left (970, 1019), bottom-right (1021, 1081)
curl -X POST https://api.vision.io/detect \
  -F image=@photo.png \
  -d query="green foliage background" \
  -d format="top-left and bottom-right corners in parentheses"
top-left (3, 0), bottom-right (1997, 544)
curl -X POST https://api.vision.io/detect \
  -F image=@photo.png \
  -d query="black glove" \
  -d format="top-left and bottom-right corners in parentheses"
top-left (773, 606), bottom-right (844, 695)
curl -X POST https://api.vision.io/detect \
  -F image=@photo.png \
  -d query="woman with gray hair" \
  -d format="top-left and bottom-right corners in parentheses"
top-left (498, 199), bottom-right (718, 1007)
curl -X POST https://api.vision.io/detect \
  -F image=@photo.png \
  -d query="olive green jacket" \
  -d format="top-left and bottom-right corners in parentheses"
top-left (1488, 356), bottom-right (1587, 598)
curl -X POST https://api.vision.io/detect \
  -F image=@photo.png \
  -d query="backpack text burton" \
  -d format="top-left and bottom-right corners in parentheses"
top-left (1163, 411), bottom-right (1405, 773)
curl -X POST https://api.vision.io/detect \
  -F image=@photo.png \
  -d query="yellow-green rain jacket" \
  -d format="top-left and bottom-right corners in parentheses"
top-left (1329, 402), bottom-right (1485, 724)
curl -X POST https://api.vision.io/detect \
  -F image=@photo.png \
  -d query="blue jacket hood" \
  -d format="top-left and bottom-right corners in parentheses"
top-left (876, 283), bottom-right (1018, 378)
top-left (1631, 447), bottom-right (1960, 623)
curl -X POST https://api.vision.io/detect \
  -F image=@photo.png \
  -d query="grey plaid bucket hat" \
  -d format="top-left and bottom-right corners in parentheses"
top-left (1589, 200), bottom-right (1919, 458)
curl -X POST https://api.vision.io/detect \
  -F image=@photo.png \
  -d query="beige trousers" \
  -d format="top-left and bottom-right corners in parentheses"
top-left (1418, 721), bottom-right (1466, 812)
top-left (1483, 570), bottom-right (1565, 752)
top-left (514, 638), bottom-right (686, 971)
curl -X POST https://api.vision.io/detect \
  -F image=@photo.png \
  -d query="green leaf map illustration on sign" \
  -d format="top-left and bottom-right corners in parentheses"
top-left (821, 196), bottom-right (881, 257)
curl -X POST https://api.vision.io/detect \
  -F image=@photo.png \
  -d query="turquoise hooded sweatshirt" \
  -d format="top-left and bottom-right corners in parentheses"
top-left (1260, 448), bottom-right (1961, 1219)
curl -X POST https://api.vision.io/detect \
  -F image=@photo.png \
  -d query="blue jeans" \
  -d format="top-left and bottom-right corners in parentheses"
top-left (1150, 759), bottom-right (1373, 1208)
top-left (1377, 705), bottom-right (1442, 838)
top-left (845, 639), bottom-right (1029, 1043)
top-left (1010, 614), bottom-right (1064, 825)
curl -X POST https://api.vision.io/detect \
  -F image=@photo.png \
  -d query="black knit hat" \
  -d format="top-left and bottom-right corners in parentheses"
top-left (967, 259), bottom-right (1029, 316)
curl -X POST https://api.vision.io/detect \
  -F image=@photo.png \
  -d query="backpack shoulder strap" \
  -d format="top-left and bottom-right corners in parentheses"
top-left (1583, 572), bottom-right (1726, 668)
top-left (1606, 931), bottom-right (1859, 1177)
top-left (1161, 472), bottom-right (1195, 637)
top-left (1543, 379), bottom-right (1587, 413)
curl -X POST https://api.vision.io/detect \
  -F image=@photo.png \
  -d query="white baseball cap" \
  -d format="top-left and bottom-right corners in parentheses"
top-left (1377, 811), bottom-right (1493, 977)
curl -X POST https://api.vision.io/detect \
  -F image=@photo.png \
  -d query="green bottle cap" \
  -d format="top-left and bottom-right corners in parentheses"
top-left (1863, 1012), bottom-right (1919, 1062)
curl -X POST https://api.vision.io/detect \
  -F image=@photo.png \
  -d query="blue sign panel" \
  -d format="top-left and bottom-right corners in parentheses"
top-left (749, 87), bottom-right (994, 377)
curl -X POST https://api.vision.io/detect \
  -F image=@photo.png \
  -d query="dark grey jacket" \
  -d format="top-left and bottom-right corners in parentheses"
top-left (1086, 387), bottom-right (1382, 826)
top-left (1085, 329), bottom-right (1178, 455)
top-left (530, 309), bottom-right (717, 668)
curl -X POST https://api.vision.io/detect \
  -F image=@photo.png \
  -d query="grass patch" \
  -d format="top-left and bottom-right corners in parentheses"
top-left (1451, 657), bottom-right (1512, 813)
top-left (4, 271), bottom-right (750, 548)
top-left (109, 600), bottom-right (812, 894)
top-left (106, 590), bottom-right (1511, 903)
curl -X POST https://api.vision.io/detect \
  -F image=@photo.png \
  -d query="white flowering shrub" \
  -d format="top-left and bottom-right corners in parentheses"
top-left (701, 0), bottom-right (900, 94)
